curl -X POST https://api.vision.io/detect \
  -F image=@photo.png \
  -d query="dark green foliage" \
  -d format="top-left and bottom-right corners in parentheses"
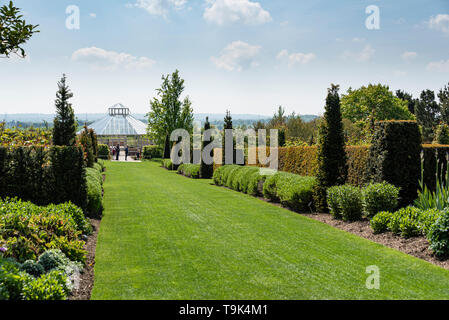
top-left (0, 146), bottom-right (87, 210)
top-left (143, 145), bottom-right (163, 159)
top-left (362, 182), bottom-right (400, 218)
top-left (20, 260), bottom-right (44, 278)
top-left (200, 117), bottom-right (214, 178)
top-left (396, 90), bottom-right (416, 115)
top-left (89, 128), bottom-right (98, 162)
top-left (97, 144), bottom-right (110, 160)
top-left (439, 83), bottom-right (449, 125)
top-left (52, 74), bottom-right (77, 147)
top-left (78, 125), bottom-right (95, 168)
top-left (365, 121), bottom-right (421, 207)
top-left (224, 110), bottom-right (233, 130)
top-left (415, 89), bottom-right (440, 142)
top-left (86, 167), bottom-right (103, 218)
top-left (326, 185), bottom-right (363, 221)
top-left (0, 1), bottom-right (39, 58)
top-left (49, 146), bottom-right (87, 211)
top-left (278, 128), bottom-right (286, 147)
top-left (163, 134), bottom-right (171, 159)
top-left (421, 145), bottom-right (449, 192)
top-left (314, 84), bottom-right (348, 212)
top-left (428, 209), bottom-right (449, 258)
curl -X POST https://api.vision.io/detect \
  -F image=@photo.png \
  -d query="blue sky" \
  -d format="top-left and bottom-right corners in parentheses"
top-left (1, 0), bottom-right (449, 116)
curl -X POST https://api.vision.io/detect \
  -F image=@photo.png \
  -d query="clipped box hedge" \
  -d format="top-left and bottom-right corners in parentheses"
top-left (0, 146), bottom-right (87, 211)
top-left (177, 164), bottom-right (200, 179)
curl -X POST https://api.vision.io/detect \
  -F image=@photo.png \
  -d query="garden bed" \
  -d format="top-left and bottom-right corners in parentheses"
top-left (302, 213), bottom-right (449, 271)
top-left (69, 217), bottom-right (101, 300)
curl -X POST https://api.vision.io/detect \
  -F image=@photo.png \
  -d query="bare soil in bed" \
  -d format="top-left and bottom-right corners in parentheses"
top-left (69, 218), bottom-right (101, 300)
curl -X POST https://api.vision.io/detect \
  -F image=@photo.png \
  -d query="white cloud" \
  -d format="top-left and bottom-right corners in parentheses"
top-left (342, 45), bottom-right (375, 63)
top-left (71, 47), bottom-right (156, 70)
top-left (352, 37), bottom-right (365, 43)
top-left (427, 59), bottom-right (449, 72)
top-left (204, 0), bottom-right (271, 26)
top-left (277, 49), bottom-right (316, 67)
top-left (401, 51), bottom-right (417, 62)
top-left (211, 41), bottom-right (261, 71)
top-left (429, 14), bottom-right (449, 35)
top-left (89, 13), bottom-right (97, 18)
top-left (127, 0), bottom-right (187, 17)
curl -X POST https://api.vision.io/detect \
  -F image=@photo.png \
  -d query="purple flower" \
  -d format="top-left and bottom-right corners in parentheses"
top-left (0, 247), bottom-right (6, 253)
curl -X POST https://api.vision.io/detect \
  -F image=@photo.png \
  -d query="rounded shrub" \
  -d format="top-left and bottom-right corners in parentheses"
top-left (428, 209), bottom-right (449, 258)
top-left (370, 211), bottom-right (392, 234)
top-left (20, 260), bottom-right (45, 278)
top-left (362, 182), bottom-right (400, 218)
top-left (388, 206), bottom-right (421, 237)
top-left (38, 250), bottom-right (68, 272)
top-left (335, 185), bottom-right (363, 221)
top-left (418, 208), bottom-right (443, 236)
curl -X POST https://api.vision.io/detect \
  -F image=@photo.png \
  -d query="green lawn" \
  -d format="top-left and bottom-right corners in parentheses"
top-left (91, 161), bottom-right (449, 300)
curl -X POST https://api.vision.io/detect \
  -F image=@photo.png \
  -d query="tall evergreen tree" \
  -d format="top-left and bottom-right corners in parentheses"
top-left (415, 89), bottom-right (440, 142)
top-left (314, 84), bottom-right (348, 212)
top-left (438, 83), bottom-right (449, 125)
top-left (224, 110), bottom-right (233, 130)
top-left (52, 74), bottom-right (77, 146)
top-left (222, 110), bottom-right (234, 164)
top-left (200, 117), bottom-right (214, 178)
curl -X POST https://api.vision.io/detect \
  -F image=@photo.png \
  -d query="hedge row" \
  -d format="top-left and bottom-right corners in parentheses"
top-left (86, 164), bottom-right (104, 218)
top-left (143, 145), bottom-right (163, 159)
top-left (248, 146), bottom-right (369, 187)
top-left (0, 146), bottom-right (87, 211)
top-left (177, 164), bottom-right (200, 179)
top-left (213, 166), bottom-right (316, 212)
top-left (248, 141), bottom-right (448, 199)
top-left (213, 165), bottom-right (268, 196)
top-left (263, 172), bottom-right (317, 212)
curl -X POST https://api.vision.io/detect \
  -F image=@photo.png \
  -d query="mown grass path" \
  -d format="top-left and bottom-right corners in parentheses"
top-left (91, 161), bottom-right (449, 300)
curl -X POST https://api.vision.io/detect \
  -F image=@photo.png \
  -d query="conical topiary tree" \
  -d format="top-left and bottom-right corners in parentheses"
top-left (313, 84), bottom-right (348, 212)
top-left (52, 74), bottom-right (77, 146)
top-left (200, 117), bottom-right (214, 178)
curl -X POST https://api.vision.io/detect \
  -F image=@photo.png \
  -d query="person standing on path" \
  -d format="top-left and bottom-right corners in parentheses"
top-left (125, 145), bottom-right (129, 161)
top-left (116, 144), bottom-right (120, 161)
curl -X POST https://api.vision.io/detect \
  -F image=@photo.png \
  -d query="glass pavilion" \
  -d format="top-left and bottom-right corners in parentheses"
top-left (82, 104), bottom-right (151, 151)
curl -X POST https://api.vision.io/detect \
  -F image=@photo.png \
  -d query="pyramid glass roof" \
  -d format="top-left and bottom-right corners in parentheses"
top-left (82, 104), bottom-right (147, 136)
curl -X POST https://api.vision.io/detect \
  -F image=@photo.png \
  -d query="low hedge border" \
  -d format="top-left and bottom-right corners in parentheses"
top-left (177, 164), bottom-right (200, 179)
